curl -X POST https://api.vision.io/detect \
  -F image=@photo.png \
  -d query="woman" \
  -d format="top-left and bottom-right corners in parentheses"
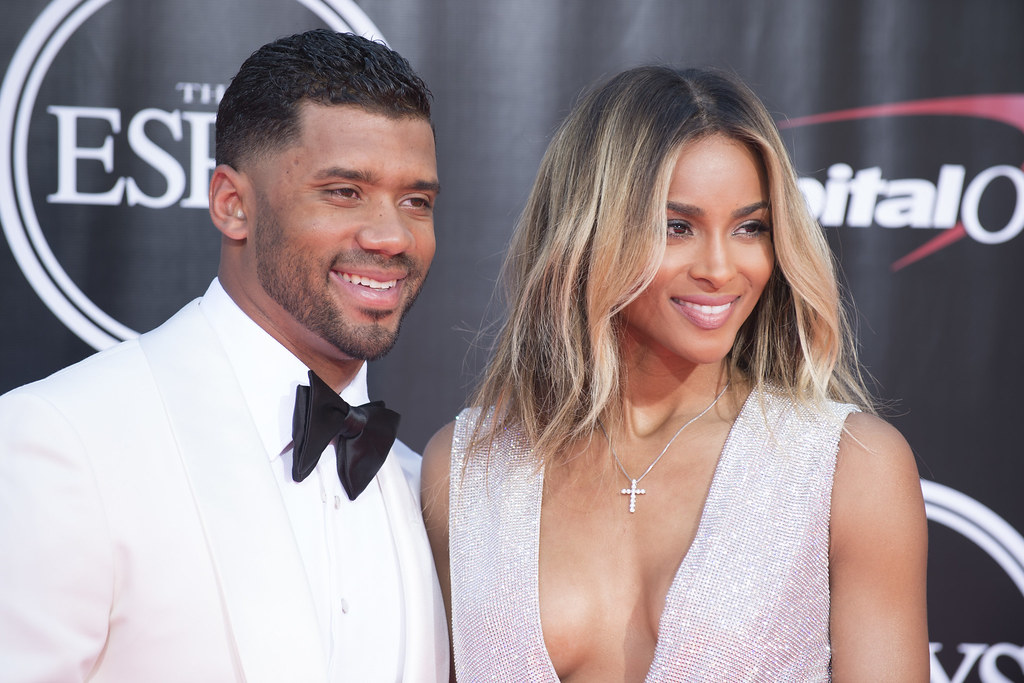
top-left (422, 66), bottom-right (928, 681)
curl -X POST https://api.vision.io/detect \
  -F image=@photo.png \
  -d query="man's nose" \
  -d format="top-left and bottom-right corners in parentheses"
top-left (355, 205), bottom-right (415, 255)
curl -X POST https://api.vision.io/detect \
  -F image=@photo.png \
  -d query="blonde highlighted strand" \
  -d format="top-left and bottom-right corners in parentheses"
top-left (470, 65), bottom-right (875, 468)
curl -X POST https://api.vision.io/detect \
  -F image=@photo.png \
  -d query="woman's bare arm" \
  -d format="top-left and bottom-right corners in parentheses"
top-left (829, 411), bottom-right (930, 681)
top-left (421, 421), bottom-right (456, 683)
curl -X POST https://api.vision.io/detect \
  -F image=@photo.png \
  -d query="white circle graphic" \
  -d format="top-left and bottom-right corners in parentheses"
top-left (923, 478), bottom-right (1024, 599)
top-left (0, 0), bottom-right (384, 350)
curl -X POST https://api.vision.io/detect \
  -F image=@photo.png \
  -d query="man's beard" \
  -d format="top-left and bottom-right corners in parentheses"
top-left (252, 198), bottom-right (426, 361)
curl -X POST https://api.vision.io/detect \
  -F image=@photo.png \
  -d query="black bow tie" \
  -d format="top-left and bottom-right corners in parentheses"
top-left (290, 370), bottom-right (400, 500)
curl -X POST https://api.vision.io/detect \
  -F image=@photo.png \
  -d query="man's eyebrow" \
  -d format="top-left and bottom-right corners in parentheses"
top-left (314, 167), bottom-right (376, 183)
top-left (410, 179), bottom-right (442, 195)
top-left (665, 200), bottom-right (767, 218)
top-left (314, 167), bottom-right (440, 194)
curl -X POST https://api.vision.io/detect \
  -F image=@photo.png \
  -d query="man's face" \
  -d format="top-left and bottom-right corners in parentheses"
top-left (242, 103), bottom-right (438, 364)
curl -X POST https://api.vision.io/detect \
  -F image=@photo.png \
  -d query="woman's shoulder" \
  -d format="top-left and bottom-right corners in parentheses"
top-left (420, 406), bottom-right (497, 487)
top-left (748, 383), bottom-right (923, 525)
top-left (831, 410), bottom-right (925, 557)
top-left (755, 383), bottom-right (918, 481)
top-left (747, 384), bottom-right (860, 435)
top-left (421, 420), bottom-right (457, 493)
top-left (836, 411), bottom-right (918, 483)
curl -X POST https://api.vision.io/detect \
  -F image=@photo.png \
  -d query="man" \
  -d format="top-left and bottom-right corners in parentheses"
top-left (0, 29), bottom-right (447, 682)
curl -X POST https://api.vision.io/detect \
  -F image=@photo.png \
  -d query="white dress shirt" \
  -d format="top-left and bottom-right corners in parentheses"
top-left (200, 280), bottom-right (404, 682)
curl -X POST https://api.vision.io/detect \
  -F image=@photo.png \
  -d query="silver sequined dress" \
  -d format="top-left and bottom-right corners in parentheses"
top-left (448, 388), bottom-right (857, 682)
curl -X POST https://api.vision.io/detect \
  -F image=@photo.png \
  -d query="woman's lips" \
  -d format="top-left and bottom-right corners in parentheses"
top-left (672, 297), bottom-right (736, 330)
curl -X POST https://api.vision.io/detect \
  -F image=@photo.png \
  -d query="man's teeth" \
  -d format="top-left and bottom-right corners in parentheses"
top-left (341, 273), bottom-right (397, 289)
top-left (680, 300), bottom-right (731, 315)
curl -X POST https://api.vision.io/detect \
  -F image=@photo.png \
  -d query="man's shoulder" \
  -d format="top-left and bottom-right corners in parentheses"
top-left (2, 299), bottom-right (207, 407)
top-left (5, 337), bottom-right (145, 401)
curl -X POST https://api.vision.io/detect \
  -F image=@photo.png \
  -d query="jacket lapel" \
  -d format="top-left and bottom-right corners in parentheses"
top-left (376, 448), bottom-right (450, 681)
top-left (139, 302), bottom-right (328, 683)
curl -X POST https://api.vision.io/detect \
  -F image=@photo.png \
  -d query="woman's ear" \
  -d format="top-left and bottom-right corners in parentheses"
top-left (209, 164), bottom-right (251, 241)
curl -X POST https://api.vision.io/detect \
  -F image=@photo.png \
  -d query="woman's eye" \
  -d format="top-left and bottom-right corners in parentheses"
top-left (667, 220), bottom-right (691, 237)
top-left (736, 220), bottom-right (770, 235)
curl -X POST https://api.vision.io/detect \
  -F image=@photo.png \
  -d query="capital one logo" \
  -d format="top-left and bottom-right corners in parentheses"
top-left (781, 95), bottom-right (1024, 271)
top-left (0, 0), bottom-right (385, 350)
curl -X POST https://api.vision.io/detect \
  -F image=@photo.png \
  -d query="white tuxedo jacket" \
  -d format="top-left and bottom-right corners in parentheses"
top-left (0, 298), bottom-right (449, 682)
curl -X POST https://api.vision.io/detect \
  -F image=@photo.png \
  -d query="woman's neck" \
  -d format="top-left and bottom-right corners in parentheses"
top-left (616, 348), bottom-right (730, 439)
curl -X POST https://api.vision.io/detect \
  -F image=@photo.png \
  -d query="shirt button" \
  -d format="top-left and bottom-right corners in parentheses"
top-left (334, 495), bottom-right (341, 509)
top-left (340, 598), bottom-right (350, 614)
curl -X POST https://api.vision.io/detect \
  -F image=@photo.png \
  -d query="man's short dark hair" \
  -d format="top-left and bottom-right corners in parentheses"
top-left (215, 29), bottom-right (432, 169)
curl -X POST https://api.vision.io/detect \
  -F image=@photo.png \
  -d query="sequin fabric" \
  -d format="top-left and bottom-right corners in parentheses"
top-left (449, 389), bottom-right (857, 682)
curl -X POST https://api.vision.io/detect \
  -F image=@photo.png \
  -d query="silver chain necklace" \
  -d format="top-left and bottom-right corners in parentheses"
top-left (599, 383), bottom-right (729, 513)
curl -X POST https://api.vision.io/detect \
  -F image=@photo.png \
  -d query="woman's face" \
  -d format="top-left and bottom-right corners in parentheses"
top-left (621, 133), bottom-right (774, 369)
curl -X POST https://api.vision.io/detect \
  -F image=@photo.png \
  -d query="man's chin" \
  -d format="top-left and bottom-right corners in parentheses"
top-left (332, 323), bottom-right (401, 362)
top-left (327, 293), bottom-right (419, 360)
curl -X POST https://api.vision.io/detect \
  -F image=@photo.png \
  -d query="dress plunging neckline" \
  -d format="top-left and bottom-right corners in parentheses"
top-left (449, 387), bottom-right (850, 681)
top-left (532, 389), bottom-right (759, 681)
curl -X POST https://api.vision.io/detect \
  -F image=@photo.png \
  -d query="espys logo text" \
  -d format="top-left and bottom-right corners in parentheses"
top-left (0, 0), bottom-right (384, 350)
top-left (782, 95), bottom-right (1024, 271)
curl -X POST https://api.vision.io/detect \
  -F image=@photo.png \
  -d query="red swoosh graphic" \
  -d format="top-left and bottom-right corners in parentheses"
top-left (780, 95), bottom-right (1024, 271)
top-left (889, 224), bottom-right (967, 272)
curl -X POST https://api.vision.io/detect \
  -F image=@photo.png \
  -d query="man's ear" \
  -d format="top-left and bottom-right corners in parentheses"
top-left (209, 164), bottom-right (251, 241)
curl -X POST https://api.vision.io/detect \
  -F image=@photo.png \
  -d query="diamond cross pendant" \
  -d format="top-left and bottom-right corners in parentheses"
top-left (621, 479), bottom-right (646, 513)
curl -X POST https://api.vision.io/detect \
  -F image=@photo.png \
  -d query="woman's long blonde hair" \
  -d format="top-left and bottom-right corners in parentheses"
top-left (471, 66), bottom-right (872, 464)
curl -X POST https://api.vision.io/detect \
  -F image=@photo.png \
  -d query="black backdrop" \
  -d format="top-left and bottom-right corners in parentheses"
top-left (1, 1), bottom-right (1022, 678)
